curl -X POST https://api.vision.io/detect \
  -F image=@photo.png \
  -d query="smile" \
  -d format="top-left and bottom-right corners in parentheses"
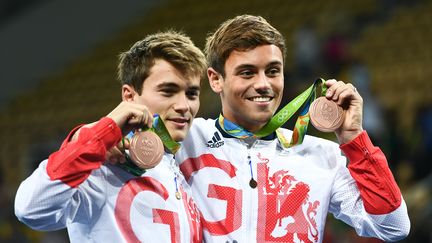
top-left (167, 117), bottom-right (190, 126)
top-left (247, 96), bottom-right (273, 102)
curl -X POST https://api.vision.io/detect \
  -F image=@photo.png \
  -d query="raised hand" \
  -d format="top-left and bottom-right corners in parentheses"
top-left (106, 101), bottom-right (153, 135)
top-left (325, 79), bottom-right (364, 144)
top-left (69, 101), bottom-right (154, 164)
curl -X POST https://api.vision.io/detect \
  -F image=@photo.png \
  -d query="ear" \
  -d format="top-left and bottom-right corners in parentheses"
top-left (207, 67), bottom-right (223, 93)
top-left (122, 84), bottom-right (136, 102)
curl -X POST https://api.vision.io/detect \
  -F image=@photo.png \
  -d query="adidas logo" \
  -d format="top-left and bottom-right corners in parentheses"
top-left (206, 132), bottom-right (224, 148)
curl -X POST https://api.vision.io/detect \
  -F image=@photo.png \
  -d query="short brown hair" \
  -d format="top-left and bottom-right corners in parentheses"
top-left (118, 30), bottom-right (207, 94)
top-left (205, 15), bottom-right (286, 77)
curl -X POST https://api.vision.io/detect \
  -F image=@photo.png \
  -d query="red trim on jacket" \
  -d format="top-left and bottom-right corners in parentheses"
top-left (46, 117), bottom-right (122, 188)
top-left (340, 130), bottom-right (402, 214)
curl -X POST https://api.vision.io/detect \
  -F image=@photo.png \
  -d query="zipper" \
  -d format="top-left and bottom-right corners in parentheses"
top-left (361, 147), bottom-right (371, 160)
top-left (246, 145), bottom-right (258, 243)
top-left (248, 150), bottom-right (257, 188)
top-left (361, 146), bottom-right (398, 203)
top-left (170, 155), bottom-right (181, 200)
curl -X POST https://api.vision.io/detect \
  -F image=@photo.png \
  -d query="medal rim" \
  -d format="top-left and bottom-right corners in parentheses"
top-left (309, 97), bottom-right (345, 132)
top-left (129, 130), bottom-right (164, 169)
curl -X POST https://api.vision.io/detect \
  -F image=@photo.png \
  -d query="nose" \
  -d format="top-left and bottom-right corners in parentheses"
top-left (254, 72), bottom-right (271, 92)
top-left (173, 94), bottom-right (189, 113)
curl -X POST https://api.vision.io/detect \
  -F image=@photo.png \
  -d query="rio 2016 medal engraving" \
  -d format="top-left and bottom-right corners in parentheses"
top-left (129, 130), bottom-right (164, 169)
top-left (309, 97), bottom-right (345, 132)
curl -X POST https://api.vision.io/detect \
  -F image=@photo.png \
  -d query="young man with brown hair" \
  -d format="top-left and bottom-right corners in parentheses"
top-left (176, 15), bottom-right (410, 242)
top-left (15, 30), bottom-right (207, 242)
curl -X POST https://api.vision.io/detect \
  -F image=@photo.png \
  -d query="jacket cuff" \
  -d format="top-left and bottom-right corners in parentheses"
top-left (340, 130), bottom-right (376, 162)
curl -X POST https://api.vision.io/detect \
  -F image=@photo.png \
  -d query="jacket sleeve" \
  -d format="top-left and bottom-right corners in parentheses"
top-left (14, 117), bottom-right (122, 230)
top-left (329, 131), bottom-right (410, 242)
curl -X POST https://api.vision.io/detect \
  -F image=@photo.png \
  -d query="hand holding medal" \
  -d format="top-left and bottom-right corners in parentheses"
top-left (123, 114), bottom-right (180, 172)
top-left (321, 79), bottom-right (364, 144)
top-left (248, 78), bottom-right (361, 148)
top-left (106, 101), bottom-right (181, 175)
top-left (309, 80), bottom-right (346, 133)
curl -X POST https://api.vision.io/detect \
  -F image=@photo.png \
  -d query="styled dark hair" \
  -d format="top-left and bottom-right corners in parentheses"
top-left (118, 30), bottom-right (207, 94)
top-left (205, 15), bottom-right (286, 77)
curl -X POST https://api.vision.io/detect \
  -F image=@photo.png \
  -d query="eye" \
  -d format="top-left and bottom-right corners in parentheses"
top-left (159, 88), bottom-right (176, 97)
top-left (186, 89), bottom-right (200, 100)
top-left (239, 69), bottom-right (255, 78)
top-left (266, 67), bottom-right (281, 77)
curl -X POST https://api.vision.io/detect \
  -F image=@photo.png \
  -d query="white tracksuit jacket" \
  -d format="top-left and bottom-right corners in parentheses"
top-left (175, 118), bottom-right (410, 243)
top-left (15, 117), bottom-right (202, 243)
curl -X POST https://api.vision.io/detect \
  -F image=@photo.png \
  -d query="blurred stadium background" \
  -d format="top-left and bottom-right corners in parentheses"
top-left (0, 0), bottom-right (431, 242)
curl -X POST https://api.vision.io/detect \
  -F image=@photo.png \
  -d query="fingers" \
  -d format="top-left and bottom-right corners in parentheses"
top-left (106, 147), bottom-right (126, 164)
top-left (325, 79), bottom-right (359, 106)
top-left (106, 138), bottom-right (130, 164)
top-left (107, 101), bottom-right (154, 131)
top-left (128, 109), bottom-right (153, 129)
top-left (122, 137), bottom-right (130, 150)
top-left (142, 112), bottom-right (153, 129)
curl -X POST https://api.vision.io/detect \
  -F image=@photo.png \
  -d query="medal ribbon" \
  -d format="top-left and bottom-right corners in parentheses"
top-left (219, 78), bottom-right (327, 148)
top-left (117, 114), bottom-right (180, 176)
top-left (151, 115), bottom-right (180, 154)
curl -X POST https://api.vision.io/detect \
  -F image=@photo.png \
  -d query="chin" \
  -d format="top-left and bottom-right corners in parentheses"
top-left (170, 132), bottom-right (186, 142)
top-left (165, 125), bottom-right (188, 142)
top-left (252, 113), bottom-right (273, 123)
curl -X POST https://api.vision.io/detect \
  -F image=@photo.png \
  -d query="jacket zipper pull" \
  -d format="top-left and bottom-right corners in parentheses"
top-left (248, 154), bottom-right (257, 188)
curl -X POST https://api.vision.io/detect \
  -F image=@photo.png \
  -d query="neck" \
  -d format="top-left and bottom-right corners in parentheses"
top-left (221, 114), bottom-right (266, 133)
top-left (216, 115), bottom-right (277, 141)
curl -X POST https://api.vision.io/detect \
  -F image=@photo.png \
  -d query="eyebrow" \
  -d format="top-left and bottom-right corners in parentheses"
top-left (187, 85), bottom-right (200, 92)
top-left (234, 61), bottom-right (283, 71)
top-left (155, 82), bottom-right (200, 91)
top-left (156, 82), bottom-right (180, 89)
top-left (234, 64), bottom-right (256, 72)
top-left (266, 61), bottom-right (283, 68)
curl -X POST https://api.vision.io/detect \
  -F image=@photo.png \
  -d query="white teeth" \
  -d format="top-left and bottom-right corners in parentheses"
top-left (250, 97), bottom-right (271, 102)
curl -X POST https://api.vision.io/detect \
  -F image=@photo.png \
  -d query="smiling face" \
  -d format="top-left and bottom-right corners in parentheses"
top-left (128, 59), bottom-right (200, 141)
top-left (208, 45), bottom-right (284, 132)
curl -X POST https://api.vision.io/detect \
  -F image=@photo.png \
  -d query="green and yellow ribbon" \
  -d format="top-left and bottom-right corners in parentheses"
top-left (219, 78), bottom-right (327, 148)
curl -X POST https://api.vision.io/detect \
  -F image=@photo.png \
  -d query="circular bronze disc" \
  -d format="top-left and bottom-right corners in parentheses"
top-left (309, 97), bottom-right (345, 132)
top-left (129, 130), bottom-right (164, 169)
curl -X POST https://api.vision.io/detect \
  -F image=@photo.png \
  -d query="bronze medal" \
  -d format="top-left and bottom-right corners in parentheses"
top-left (309, 97), bottom-right (345, 132)
top-left (129, 130), bottom-right (164, 169)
